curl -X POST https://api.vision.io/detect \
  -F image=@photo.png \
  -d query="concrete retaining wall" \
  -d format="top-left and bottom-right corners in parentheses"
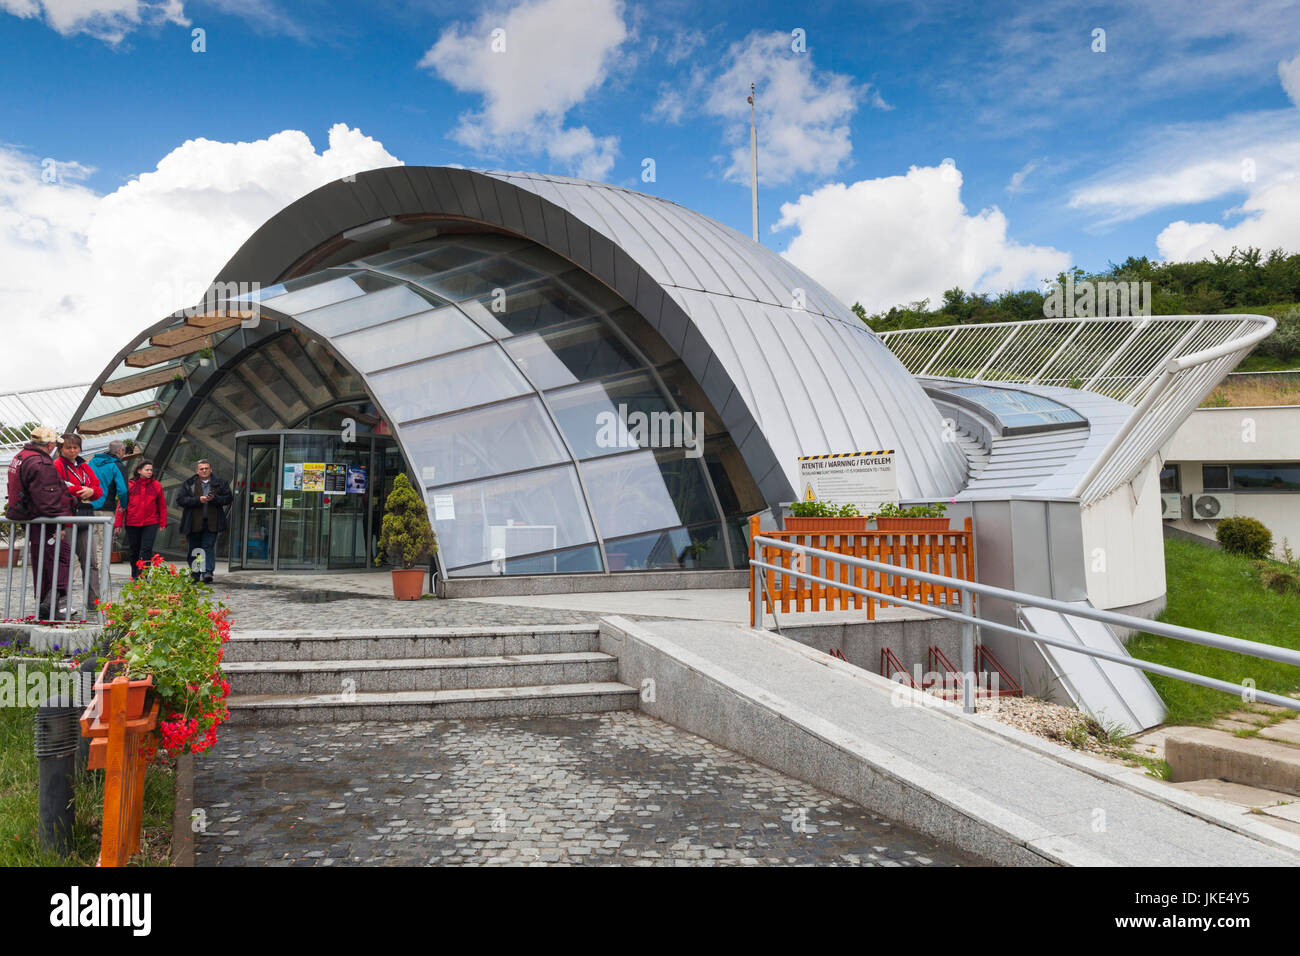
top-left (439, 569), bottom-right (748, 598)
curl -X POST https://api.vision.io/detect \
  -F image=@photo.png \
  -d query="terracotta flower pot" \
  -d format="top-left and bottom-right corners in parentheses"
top-left (873, 517), bottom-right (951, 532)
top-left (391, 568), bottom-right (425, 600)
top-left (783, 517), bottom-right (868, 533)
top-left (0, 542), bottom-right (22, 568)
top-left (94, 660), bottom-right (154, 720)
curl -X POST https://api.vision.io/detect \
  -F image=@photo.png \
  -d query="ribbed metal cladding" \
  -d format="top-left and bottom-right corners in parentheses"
top-left (484, 171), bottom-right (968, 501)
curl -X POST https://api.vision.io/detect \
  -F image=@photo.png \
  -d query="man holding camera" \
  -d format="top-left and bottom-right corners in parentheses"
top-left (176, 459), bottom-right (233, 583)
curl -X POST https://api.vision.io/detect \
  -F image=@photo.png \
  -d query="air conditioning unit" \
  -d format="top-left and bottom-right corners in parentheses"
top-left (1192, 493), bottom-right (1235, 520)
top-left (1161, 493), bottom-right (1183, 520)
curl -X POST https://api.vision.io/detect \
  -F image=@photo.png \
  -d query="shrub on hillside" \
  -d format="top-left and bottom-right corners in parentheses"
top-left (1215, 516), bottom-right (1273, 559)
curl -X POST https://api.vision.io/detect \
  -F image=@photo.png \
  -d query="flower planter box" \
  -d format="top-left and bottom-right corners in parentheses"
top-left (94, 660), bottom-right (154, 720)
top-left (873, 517), bottom-right (951, 532)
top-left (783, 517), bottom-right (869, 533)
top-left (0, 542), bottom-right (23, 568)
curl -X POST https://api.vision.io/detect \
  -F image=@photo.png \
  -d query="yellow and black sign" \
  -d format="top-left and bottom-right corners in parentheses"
top-left (797, 450), bottom-right (898, 511)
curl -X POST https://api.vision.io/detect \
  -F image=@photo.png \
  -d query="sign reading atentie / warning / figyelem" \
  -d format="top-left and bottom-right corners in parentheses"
top-left (797, 450), bottom-right (898, 514)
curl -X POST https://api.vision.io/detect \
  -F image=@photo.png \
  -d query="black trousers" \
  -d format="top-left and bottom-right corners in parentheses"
top-left (125, 525), bottom-right (160, 579)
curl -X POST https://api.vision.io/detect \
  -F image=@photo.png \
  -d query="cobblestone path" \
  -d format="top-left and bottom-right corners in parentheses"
top-left (194, 711), bottom-right (975, 866)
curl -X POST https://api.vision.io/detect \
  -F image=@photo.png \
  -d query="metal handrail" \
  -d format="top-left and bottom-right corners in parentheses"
top-left (878, 315), bottom-right (1276, 504)
top-left (750, 534), bottom-right (1300, 716)
top-left (1, 515), bottom-right (114, 624)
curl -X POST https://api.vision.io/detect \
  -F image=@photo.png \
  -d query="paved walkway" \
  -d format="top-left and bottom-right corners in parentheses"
top-left (193, 711), bottom-right (974, 866)
top-left (617, 618), bottom-right (1300, 866)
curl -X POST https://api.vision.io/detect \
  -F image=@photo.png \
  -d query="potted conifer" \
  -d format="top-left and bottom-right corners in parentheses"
top-left (377, 473), bottom-right (436, 600)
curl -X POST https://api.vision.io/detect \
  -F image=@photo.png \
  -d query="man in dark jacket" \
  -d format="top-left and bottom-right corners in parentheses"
top-left (176, 460), bottom-right (233, 583)
top-left (3, 426), bottom-right (73, 618)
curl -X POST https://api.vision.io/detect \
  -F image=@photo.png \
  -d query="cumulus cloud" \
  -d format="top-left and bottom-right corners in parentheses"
top-left (1157, 179), bottom-right (1300, 261)
top-left (657, 30), bottom-right (870, 186)
top-left (0, 124), bottom-right (401, 392)
top-left (419, 0), bottom-right (627, 180)
top-left (774, 164), bottom-right (1071, 314)
top-left (1281, 51), bottom-right (1300, 108)
top-left (0, 0), bottom-right (187, 43)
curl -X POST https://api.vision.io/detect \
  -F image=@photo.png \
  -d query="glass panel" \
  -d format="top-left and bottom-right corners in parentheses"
top-left (658, 362), bottom-right (726, 436)
top-left (412, 257), bottom-right (540, 303)
top-left (332, 305), bottom-right (489, 372)
top-left (240, 442), bottom-right (279, 570)
top-left (279, 434), bottom-right (332, 570)
top-left (1232, 464), bottom-right (1300, 491)
top-left (463, 278), bottom-right (596, 339)
top-left (327, 441), bottom-right (373, 569)
top-left (703, 434), bottom-right (765, 516)
top-left (580, 451), bottom-right (718, 540)
top-left (259, 273), bottom-right (369, 315)
top-left (1159, 465), bottom-right (1180, 494)
top-left (604, 523), bottom-right (726, 572)
top-left (263, 336), bottom-right (334, 410)
top-left (372, 243), bottom-right (488, 282)
top-left (432, 465), bottom-right (597, 571)
top-left (237, 351), bottom-right (310, 425)
top-left (301, 339), bottom-right (364, 396)
top-left (210, 373), bottom-right (280, 430)
top-left (607, 306), bottom-right (677, 365)
top-left (504, 317), bottom-right (642, 389)
top-left (450, 543), bottom-right (603, 577)
top-left (1202, 465), bottom-right (1230, 490)
top-left (293, 284), bottom-right (441, 338)
top-left (406, 396), bottom-right (568, 487)
top-left (546, 372), bottom-right (676, 460)
top-left (367, 343), bottom-right (531, 424)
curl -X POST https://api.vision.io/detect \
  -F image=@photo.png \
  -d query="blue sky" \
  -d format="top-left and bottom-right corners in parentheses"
top-left (2, 0), bottom-right (1299, 388)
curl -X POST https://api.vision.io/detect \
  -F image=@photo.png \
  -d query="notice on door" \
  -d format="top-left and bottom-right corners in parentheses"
top-left (432, 494), bottom-right (455, 521)
top-left (346, 465), bottom-right (367, 494)
top-left (301, 463), bottom-right (325, 492)
top-left (797, 451), bottom-right (898, 513)
top-left (325, 463), bottom-right (347, 493)
top-left (282, 463), bottom-right (302, 491)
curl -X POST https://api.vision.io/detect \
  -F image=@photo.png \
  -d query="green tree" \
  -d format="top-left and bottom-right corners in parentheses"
top-left (377, 473), bottom-right (436, 569)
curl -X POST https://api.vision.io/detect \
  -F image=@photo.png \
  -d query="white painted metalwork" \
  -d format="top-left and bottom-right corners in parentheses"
top-left (880, 315), bottom-right (1275, 503)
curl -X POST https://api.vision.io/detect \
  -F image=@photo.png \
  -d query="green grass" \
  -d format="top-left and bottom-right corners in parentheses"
top-left (1126, 538), bottom-right (1300, 726)
top-left (0, 661), bottom-right (174, 866)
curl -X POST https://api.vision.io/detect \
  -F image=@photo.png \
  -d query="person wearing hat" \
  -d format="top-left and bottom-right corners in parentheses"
top-left (3, 426), bottom-right (74, 619)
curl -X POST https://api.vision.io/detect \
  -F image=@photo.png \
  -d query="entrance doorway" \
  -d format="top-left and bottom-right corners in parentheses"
top-left (229, 430), bottom-right (404, 571)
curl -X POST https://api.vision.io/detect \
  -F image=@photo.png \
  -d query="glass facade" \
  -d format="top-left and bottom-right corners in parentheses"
top-left (317, 234), bottom-right (763, 576)
top-left (99, 232), bottom-right (764, 577)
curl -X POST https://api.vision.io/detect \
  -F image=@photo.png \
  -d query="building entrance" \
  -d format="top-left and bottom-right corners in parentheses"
top-left (229, 429), bottom-right (404, 571)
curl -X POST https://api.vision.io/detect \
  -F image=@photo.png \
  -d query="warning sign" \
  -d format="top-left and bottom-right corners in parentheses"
top-left (797, 450), bottom-right (898, 514)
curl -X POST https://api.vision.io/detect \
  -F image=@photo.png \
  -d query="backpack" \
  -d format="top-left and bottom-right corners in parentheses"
top-left (4, 450), bottom-right (38, 522)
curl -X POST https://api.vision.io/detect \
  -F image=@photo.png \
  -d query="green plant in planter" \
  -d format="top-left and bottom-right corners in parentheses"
top-left (789, 500), bottom-right (861, 518)
top-left (377, 473), bottom-right (436, 569)
top-left (869, 501), bottom-right (948, 519)
top-left (99, 557), bottom-right (231, 759)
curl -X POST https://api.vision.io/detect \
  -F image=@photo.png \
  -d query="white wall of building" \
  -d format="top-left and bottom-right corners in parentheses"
top-left (1081, 462), bottom-right (1168, 611)
top-left (1161, 406), bottom-right (1300, 558)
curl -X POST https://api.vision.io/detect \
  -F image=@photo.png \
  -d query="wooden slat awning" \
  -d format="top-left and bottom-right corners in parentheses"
top-left (125, 336), bottom-right (214, 369)
top-left (78, 403), bottom-right (159, 436)
top-left (100, 365), bottom-right (186, 397)
top-left (150, 311), bottom-right (260, 348)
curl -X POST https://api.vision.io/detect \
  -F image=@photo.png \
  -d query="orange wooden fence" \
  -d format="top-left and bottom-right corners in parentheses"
top-left (80, 677), bottom-right (159, 867)
top-left (748, 514), bottom-right (975, 620)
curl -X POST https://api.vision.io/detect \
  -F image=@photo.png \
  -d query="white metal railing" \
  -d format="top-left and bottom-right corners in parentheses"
top-left (750, 535), bottom-right (1300, 715)
top-left (878, 315), bottom-right (1276, 503)
top-left (1, 516), bottom-right (113, 624)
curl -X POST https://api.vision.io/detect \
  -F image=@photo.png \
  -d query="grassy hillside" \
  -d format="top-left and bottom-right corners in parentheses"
top-left (1126, 538), bottom-right (1300, 726)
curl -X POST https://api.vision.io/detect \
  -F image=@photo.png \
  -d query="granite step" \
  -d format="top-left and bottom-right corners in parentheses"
top-left (224, 651), bottom-right (620, 695)
top-left (223, 624), bottom-right (600, 663)
top-left (225, 682), bottom-right (639, 725)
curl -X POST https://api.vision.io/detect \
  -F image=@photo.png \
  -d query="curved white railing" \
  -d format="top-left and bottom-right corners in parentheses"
top-left (879, 315), bottom-right (1276, 504)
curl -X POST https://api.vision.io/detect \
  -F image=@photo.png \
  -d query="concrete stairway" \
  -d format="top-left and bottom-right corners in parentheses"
top-left (223, 624), bottom-right (638, 725)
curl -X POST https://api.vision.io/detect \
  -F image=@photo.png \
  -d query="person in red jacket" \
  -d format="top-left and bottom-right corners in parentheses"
top-left (124, 460), bottom-right (168, 580)
top-left (53, 433), bottom-right (103, 609)
top-left (4, 426), bottom-right (73, 618)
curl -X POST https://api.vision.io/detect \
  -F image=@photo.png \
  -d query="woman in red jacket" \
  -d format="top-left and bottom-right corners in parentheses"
top-left (124, 460), bottom-right (168, 579)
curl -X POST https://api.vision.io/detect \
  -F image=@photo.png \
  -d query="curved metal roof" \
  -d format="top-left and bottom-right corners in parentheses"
top-left (72, 166), bottom-right (966, 509)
